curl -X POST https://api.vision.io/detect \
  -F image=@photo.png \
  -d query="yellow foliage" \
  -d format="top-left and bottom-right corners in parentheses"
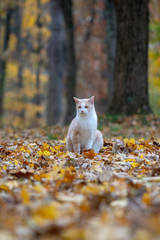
top-left (23, 88), bottom-right (37, 99)
top-left (37, 150), bottom-right (43, 156)
top-left (41, 26), bottom-right (51, 39)
top-left (131, 162), bottom-right (139, 168)
top-left (23, 68), bottom-right (35, 82)
top-left (152, 77), bottom-right (160, 89)
top-left (62, 228), bottom-right (90, 240)
top-left (81, 183), bottom-right (104, 195)
top-left (54, 145), bottom-right (61, 151)
top-left (60, 138), bottom-right (66, 144)
top-left (137, 145), bottom-right (145, 150)
top-left (14, 160), bottom-right (19, 165)
top-left (20, 146), bottom-right (31, 154)
top-left (125, 138), bottom-right (137, 150)
top-left (142, 192), bottom-right (151, 206)
top-left (125, 158), bottom-right (136, 162)
top-left (40, 73), bottom-right (48, 84)
top-left (41, 0), bottom-right (50, 4)
top-left (23, 14), bottom-right (37, 29)
top-left (3, 166), bottom-right (7, 170)
top-left (0, 184), bottom-right (9, 192)
top-left (21, 186), bottom-right (30, 204)
top-left (32, 202), bottom-right (60, 225)
top-left (22, 0), bottom-right (37, 29)
top-left (43, 143), bottom-right (50, 150)
top-left (37, 149), bottom-right (50, 157)
top-left (9, 34), bottom-right (17, 51)
top-left (6, 62), bottom-right (18, 79)
top-left (43, 150), bottom-right (51, 156)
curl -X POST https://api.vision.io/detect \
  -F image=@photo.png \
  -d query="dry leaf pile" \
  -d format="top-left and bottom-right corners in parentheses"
top-left (0, 119), bottom-right (160, 240)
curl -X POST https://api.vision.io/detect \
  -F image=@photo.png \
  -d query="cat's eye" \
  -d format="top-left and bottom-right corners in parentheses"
top-left (78, 106), bottom-right (81, 109)
top-left (85, 106), bottom-right (88, 108)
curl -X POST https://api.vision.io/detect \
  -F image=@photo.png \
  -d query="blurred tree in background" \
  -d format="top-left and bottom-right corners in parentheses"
top-left (0, 0), bottom-right (159, 128)
top-left (108, 0), bottom-right (151, 114)
top-left (149, 0), bottom-right (160, 115)
top-left (46, 0), bottom-right (65, 126)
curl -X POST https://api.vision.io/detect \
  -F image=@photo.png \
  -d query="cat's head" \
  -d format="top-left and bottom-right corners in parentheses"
top-left (73, 96), bottom-right (95, 117)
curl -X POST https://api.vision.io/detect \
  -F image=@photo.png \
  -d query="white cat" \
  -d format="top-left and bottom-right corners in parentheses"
top-left (66, 96), bottom-right (103, 154)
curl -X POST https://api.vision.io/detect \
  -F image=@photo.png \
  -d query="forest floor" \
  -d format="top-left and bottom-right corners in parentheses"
top-left (0, 114), bottom-right (160, 240)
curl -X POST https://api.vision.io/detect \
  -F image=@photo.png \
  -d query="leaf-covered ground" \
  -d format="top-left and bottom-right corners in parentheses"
top-left (0, 115), bottom-right (160, 240)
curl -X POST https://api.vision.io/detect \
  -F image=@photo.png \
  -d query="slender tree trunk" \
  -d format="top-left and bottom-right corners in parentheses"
top-left (46, 0), bottom-right (65, 125)
top-left (108, 0), bottom-right (151, 114)
top-left (60, 0), bottom-right (77, 125)
top-left (35, 0), bottom-right (42, 119)
top-left (105, 0), bottom-right (116, 109)
top-left (15, 4), bottom-right (25, 120)
top-left (0, 8), bottom-right (13, 122)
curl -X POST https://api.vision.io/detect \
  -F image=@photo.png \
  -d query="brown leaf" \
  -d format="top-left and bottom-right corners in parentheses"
top-left (9, 169), bottom-right (34, 179)
top-left (83, 149), bottom-right (96, 159)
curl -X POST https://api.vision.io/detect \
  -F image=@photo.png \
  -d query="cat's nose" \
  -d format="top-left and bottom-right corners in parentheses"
top-left (81, 110), bottom-right (84, 114)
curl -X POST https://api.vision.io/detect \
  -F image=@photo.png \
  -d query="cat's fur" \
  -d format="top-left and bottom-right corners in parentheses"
top-left (66, 96), bottom-right (103, 154)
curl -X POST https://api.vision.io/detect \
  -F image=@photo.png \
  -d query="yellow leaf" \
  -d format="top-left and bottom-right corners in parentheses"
top-left (110, 186), bottom-right (115, 192)
top-left (54, 145), bottom-right (61, 151)
top-left (50, 146), bottom-right (56, 152)
top-left (62, 227), bottom-right (89, 240)
top-left (32, 202), bottom-right (60, 225)
top-left (145, 160), bottom-right (152, 165)
top-left (123, 138), bottom-right (129, 145)
top-left (56, 152), bottom-right (67, 158)
top-left (14, 160), bottom-right (19, 165)
top-left (126, 138), bottom-right (137, 150)
top-left (0, 184), bottom-right (9, 192)
top-left (129, 138), bottom-right (136, 144)
top-left (125, 158), bottom-right (136, 162)
top-left (43, 150), bottom-right (51, 156)
top-left (20, 146), bottom-right (30, 154)
top-left (37, 150), bottom-right (43, 156)
top-left (30, 163), bottom-right (34, 168)
top-left (81, 183), bottom-right (103, 195)
top-left (21, 187), bottom-right (30, 205)
top-left (142, 192), bottom-right (151, 206)
top-left (3, 166), bottom-right (7, 170)
top-left (131, 162), bottom-right (139, 168)
top-left (60, 138), bottom-right (66, 144)
top-left (43, 143), bottom-right (49, 150)
top-left (137, 145), bottom-right (145, 150)
top-left (140, 154), bottom-right (144, 159)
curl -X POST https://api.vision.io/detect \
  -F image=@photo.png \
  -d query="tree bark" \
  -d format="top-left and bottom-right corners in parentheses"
top-left (60, 0), bottom-right (77, 125)
top-left (0, 8), bottom-right (13, 121)
top-left (46, 0), bottom-right (65, 125)
top-left (105, 0), bottom-right (116, 109)
top-left (35, 0), bottom-right (42, 120)
top-left (108, 0), bottom-right (151, 114)
top-left (15, 4), bottom-right (25, 120)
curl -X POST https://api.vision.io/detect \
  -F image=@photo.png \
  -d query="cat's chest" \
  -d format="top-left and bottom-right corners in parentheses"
top-left (78, 118), bottom-right (96, 137)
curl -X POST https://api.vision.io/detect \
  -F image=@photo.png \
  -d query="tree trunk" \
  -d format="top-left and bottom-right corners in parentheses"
top-left (15, 4), bottom-right (25, 120)
top-left (108, 0), bottom-right (151, 114)
top-left (60, 0), bottom-right (77, 125)
top-left (35, 0), bottom-right (42, 120)
top-left (0, 8), bottom-right (13, 122)
top-left (46, 0), bottom-right (65, 125)
top-left (105, 0), bottom-right (116, 109)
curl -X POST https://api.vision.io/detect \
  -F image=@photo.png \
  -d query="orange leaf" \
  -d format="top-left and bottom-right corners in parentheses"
top-left (83, 149), bottom-right (96, 159)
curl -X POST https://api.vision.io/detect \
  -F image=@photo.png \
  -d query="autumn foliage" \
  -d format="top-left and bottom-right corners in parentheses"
top-left (0, 116), bottom-right (160, 239)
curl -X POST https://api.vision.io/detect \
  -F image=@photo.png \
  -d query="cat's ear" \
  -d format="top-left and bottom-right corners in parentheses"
top-left (88, 96), bottom-right (94, 104)
top-left (73, 97), bottom-right (80, 104)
